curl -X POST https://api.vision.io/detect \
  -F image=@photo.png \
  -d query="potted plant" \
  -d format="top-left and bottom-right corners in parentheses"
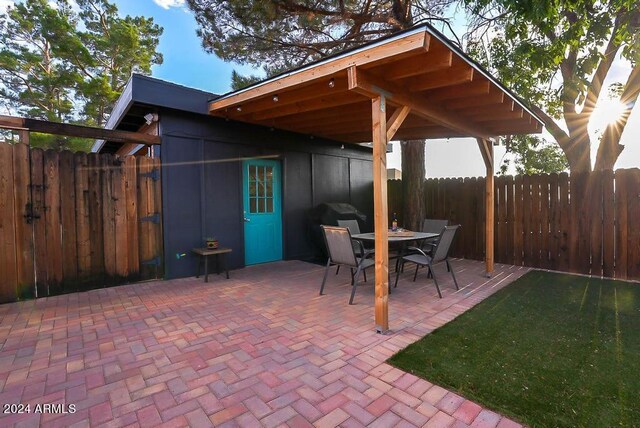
top-left (205, 237), bottom-right (218, 249)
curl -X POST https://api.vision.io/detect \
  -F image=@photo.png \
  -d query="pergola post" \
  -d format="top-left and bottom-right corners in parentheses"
top-left (372, 95), bottom-right (390, 333)
top-left (477, 138), bottom-right (494, 277)
top-left (18, 130), bottom-right (29, 145)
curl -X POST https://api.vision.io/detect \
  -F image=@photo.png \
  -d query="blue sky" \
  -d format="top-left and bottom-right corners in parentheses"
top-left (112, 0), bottom-right (262, 95)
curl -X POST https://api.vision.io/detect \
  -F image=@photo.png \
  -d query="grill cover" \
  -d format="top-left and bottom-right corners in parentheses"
top-left (309, 203), bottom-right (368, 259)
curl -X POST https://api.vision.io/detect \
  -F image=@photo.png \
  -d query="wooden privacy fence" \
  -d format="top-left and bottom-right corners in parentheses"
top-left (388, 169), bottom-right (640, 281)
top-left (0, 142), bottom-right (163, 303)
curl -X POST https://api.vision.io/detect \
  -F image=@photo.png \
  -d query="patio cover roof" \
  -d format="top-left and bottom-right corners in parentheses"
top-left (208, 24), bottom-right (543, 143)
top-left (210, 25), bottom-right (544, 333)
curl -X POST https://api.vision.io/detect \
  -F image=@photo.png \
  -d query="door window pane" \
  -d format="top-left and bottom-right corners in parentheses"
top-left (248, 163), bottom-right (276, 214)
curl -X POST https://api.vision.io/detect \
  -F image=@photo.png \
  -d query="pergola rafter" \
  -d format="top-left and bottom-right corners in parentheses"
top-left (208, 24), bottom-right (543, 332)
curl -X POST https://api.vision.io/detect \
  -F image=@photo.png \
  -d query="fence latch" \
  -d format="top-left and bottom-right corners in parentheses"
top-left (142, 256), bottom-right (161, 266)
top-left (140, 168), bottom-right (160, 181)
top-left (24, 203), bottom-right (40, 224)
top-left (140, 212), bottom-right (160, 224)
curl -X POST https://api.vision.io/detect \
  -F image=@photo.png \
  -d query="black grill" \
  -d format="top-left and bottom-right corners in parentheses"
top-left (309, 203), bottom-right (368, 259)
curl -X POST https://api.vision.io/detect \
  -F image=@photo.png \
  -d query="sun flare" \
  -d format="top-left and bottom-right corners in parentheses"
top-left (592, 99), bottom-right (627, 126)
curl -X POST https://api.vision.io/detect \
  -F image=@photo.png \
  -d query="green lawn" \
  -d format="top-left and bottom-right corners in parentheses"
top-left (388, 271), bottom-right (640, 428)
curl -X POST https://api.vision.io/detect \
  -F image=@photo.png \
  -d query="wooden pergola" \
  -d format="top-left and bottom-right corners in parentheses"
top-left (208, 24), bottom-right (543, 332)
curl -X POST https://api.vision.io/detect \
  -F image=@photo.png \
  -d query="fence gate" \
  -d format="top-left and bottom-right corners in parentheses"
top-left (0, 142), bottom-right (163, 303)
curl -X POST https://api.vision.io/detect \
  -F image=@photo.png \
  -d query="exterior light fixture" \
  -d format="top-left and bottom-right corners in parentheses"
top-left (272, 95), bottom-right (279, 102)
top-left (328, 78), bottom-right (335, 88)
top-left (236, 106), bottom-right (242, 112)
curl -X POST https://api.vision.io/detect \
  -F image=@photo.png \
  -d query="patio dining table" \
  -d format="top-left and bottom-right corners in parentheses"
top-left (351, 231), bottom-right (439, 285)
top-left (351, 231), bottom-right (438, 245)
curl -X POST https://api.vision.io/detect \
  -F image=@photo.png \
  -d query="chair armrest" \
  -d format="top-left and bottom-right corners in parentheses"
top-left (351, 239), bottom-right (367, 258)
top-left (404, 246), bottom-right (431, 259)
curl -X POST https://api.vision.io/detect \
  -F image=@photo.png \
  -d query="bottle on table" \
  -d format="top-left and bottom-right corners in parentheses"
top-left (392, 213), bottom-right (398, 231)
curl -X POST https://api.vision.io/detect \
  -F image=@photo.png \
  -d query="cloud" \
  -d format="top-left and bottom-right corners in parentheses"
top-left (0, 0), bottom-right (14, 12)
top-left (153, 0), bottom-right (185, 9)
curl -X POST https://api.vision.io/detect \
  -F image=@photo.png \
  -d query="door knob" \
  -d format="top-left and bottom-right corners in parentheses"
top-left (244, 217), bottom-right (251, 222)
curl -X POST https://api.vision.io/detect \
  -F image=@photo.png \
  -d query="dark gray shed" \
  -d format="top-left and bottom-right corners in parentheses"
top-left (94, 74), bottom-right (373, 279)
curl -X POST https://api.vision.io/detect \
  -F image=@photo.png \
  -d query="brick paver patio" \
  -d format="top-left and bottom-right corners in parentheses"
top-left (0, 259), bottom-right (529, 427)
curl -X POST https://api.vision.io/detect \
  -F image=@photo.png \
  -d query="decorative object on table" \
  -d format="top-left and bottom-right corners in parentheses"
top-left (391, 212), bottom-right (398, 231)
top-left (205, 237), bottom-right (218, 249)
top-left (388, 229), bottom-right (415, 237)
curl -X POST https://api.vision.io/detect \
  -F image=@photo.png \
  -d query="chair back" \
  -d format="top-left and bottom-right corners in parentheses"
top-left (432, 225), bottom-right (460, 263)
top-left (422, 219), bottom-right (448, 234)
top-left (337, 219), bottom-right (361, 234)
top-left (321, 225), bottom-right (358, 267)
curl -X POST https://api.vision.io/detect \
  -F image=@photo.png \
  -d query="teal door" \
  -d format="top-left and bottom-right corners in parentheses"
top-left (242, 159), bottom-right (283, 265)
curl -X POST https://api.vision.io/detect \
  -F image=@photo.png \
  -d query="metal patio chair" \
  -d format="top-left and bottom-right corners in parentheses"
top-left (421, 219), bottom-right (449, 248)
top-left (320, 225), bottom-right (374, 304)
top-left (336, 219), bottom-right (372, 280)
top-left (394, 225), bottom-right (461, 298)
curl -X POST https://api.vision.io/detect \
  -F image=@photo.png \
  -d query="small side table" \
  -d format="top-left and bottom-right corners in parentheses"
top-left (192, 247), bottom-right (232, 282)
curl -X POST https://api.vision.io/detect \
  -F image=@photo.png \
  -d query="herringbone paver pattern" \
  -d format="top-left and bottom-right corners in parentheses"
top-left (0, 259), bottom-right (528, 427)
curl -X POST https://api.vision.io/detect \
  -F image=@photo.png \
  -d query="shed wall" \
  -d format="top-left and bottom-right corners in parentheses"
top-left (159, 111), bottom-right (373, 279)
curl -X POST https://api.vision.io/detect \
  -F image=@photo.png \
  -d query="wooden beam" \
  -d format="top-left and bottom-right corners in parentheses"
top-left (484, 122), bottom-right (542, 134)
top-left (225, 76), bottom-right (347, 118)
top-left (373, 47), bottom-right (452, 81)
top-left (372, 95), bottom-right (389, 333)
top-left (347, 66), bottom-right (493, 139)
top-left (477, 137), bottom-right (493, 170)
top-left (428, 80), bottom-right (491, 101)
top-left (0, 115), bottom-right (160, 145)
top-left (322, 125), bottom-right (457, 144)
top-left (116, 122), bottom-right (159, 156)
top-left (472, 108), bottom-right (524, 122)
top-left (445, 86), bottom-right (505, 110)
top-left (18, 130), bottom-right (29, 145)
top-left (407, 64), bottom-right (474, 92)
top-left (209, 31), bottom-right (430, 112)
top-left (251, 91), bottom-right (366, 121)
top-left (273, 102), bottom-right (372, 127)
top-left (477, 138), bottom-right (494, 277)
top-left (460, 100), bottom-right (515, 115)
top-left (386, 106), bottom-right (411, 141)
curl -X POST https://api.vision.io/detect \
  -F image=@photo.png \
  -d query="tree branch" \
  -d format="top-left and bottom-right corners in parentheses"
top-left (594, 64), bottom-right (640, 170)
top-left (530, 104), bottom-right (570, 146)
top-left (581, 10), bottom-right (629, 116)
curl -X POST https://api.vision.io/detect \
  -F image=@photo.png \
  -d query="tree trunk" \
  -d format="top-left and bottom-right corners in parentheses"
top-left (563, 135), bottom-right (592, 173)
top-left (594, 124), bottom-right (625, 171)
top-left (401, 139), bottom-right (425, 231)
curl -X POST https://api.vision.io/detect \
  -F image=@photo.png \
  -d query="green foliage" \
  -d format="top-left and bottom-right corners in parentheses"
top-left (389, 271), bottom-right (640, 427)
top-left (0, 0), bottom-right (80, 122)
top-left (0, 0), bottom-right (163, 149)
top-left (499, 135), bottom-right (568, 175)
top-left (75, 0), bottom-right (163, 126)
top-left (464, 0), bottom-right (640, 171)
top-left (186, 0), bottom-right (458, 75)
top-left (230, 70), bottom-right (262, 90)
